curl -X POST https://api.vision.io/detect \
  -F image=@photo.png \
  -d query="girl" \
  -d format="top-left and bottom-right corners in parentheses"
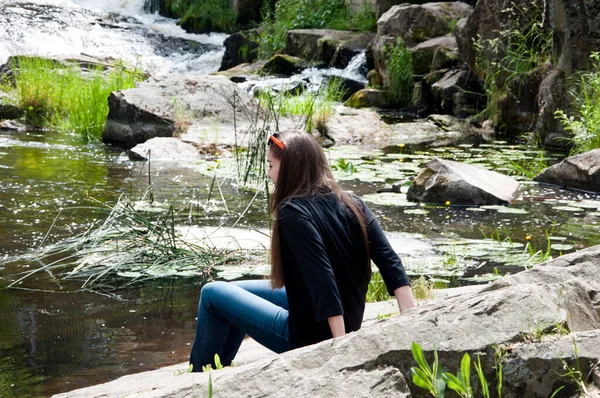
top-left (189, 130), bottom-right (415, 371)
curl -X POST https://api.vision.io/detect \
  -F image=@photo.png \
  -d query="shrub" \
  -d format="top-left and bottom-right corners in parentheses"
top-left (167, 0), bottom-right (237, 33)
top-left (385, 38), bottom-right (414, 106)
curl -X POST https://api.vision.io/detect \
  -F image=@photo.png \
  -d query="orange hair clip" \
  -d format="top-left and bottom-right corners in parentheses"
top-left (269, 134), bottom-right (284, 150)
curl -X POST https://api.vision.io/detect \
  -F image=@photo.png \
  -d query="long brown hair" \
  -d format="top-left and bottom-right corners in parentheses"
top-left (269, 130), bottom-right (369, 288)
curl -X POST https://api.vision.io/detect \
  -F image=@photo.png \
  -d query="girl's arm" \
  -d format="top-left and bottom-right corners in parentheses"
top-left (394, 285), bottom-right (416, 313)
top-left (328, 315), bottom-right (346, 337)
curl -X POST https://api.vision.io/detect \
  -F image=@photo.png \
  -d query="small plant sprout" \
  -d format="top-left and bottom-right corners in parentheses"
top-left (442, 353), bottom-right (473, 398)
top-left (410, 342), bottom-right (446, 397)
top-left (474, 354), bottom-right (490, 398)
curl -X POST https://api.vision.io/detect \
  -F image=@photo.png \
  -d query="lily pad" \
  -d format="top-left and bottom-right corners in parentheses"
top-left (495, 207), bottom-right (528, 214)
top-left (116, 271), bottom-right (143, 278)
top-left (362, 192), bottom-right (418, 207)
top-left (551, 244), bottom-right (573, 251)
top-left (404, 209), bottom-right (429, 215)
top-left (552, 206), bottom-right (585, 212)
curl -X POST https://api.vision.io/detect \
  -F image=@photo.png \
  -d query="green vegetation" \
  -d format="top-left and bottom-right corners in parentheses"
top-left (385, 38), bottom-right (413, 106)
top-left (473, 1), bottom-right (552, 126)
top-left (555, 52), bottom-right (600, 154)
top-left (166, 0), bottom-right (236, 33)
top-left (410, 342), bottom-right (505, 398)
top-left (257, 0), bottom-right (376, 59)
top-left (5, 56), bottom-right (142, 141)
top-left (366, 271), bottom-right (389, 302)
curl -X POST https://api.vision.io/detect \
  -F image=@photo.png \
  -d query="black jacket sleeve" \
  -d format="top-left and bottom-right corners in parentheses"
top-left (362, 204), bottom-right (411, 295)
top-left (278, 203), bottom-right (344, 322)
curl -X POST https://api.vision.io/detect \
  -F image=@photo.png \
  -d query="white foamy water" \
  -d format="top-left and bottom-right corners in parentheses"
top-left (0, 0), bottom-right (227, 76)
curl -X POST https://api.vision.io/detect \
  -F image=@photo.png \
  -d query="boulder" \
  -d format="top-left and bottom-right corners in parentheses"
top-left (0, 92), bottom-right (22, 120)
top-left (344, 88), bottom-right (390, 108)
top-left (377, 2), bottom-right (473, 47)
top-left (128, 137), bottom-right (202, 161)
top-left (534, 149), bottom-right (600, 193)
top-left (102, 74), bottom-right (262, 149)
top-left (407, 157), bottom-right (520, 205)
top-left (259, 54), bottom-right (312, 77)
top-left (285, 30), bottom-right (375, 69)
top-left (534, 69), bottom-right (570, 148)
top-left (384, 120), bottom-right (494, 150)
top-left (410, 35), bottom-right (460, 75)
top-left (219, 29), bottom-right (260, 71)
top-left (333, 76), bottom-right (366, 100)
top-left (550, 0), bottom-right (600, 73)
top-left (53, 245), bottom-right (600, 397)
top-left (320, 106), bottom-right (394, 144)
top-left (455, 0), bottom-right (545, 74)
top-left (215, 60), bottom-right (266, 83)
top-left (429, 67), bottom-right (485, 117)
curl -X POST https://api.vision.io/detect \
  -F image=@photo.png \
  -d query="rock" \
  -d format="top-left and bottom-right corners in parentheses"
top-left (550, 0), bottom-right (600, 73)
top-left (533, 149), bottom-right (600, 193)
top-left (377, 2), bottom-right (473, 47)
top-left (367, 69), bottom-right (383, 88)
top-left (219, 29), bottom-right (260, 72)
top-left (407, 157), bottom-right (520, 205)
top-left (53, 245), bottom-right (600, 397)
top-left (0, 92), bottom-right (22, 120)
top-left (333, 76), bottom-right (366, 101)
top-left (455, 0), bottom-right (545, 73)
top-left (102, 74), bottom-right (263, 149)
top-left (259, 54), bottom-right (312, 77)
top-left (344, 88), bottom-right (390, 108)
top-left (215, 60), bottom-right (266, 83)
top-left (320, 106), bottom-right (394, 145)
top-left (128, 137), bottom-right (202, 161)
top-left (410, 36), bottom-right (460, 75)
top-left (534, 69), bottom-right (570, 149)
top-left (285, 29), bottom-right (376, 69)
top-left (0, 119), bottom-right (26, 131)
top-left (429, 67), bottom-right (485, 117)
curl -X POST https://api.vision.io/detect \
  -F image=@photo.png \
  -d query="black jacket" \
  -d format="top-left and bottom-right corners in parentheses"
top-left (277, 192), bottom-right (410, 348)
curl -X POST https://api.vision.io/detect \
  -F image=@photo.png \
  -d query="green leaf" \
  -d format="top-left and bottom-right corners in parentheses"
top-left (411, 342), bottom-right (432, 378)
top-left (460, 353), bottom-right (471, 390)
top-left (411, 367), bottom-right (434, 391)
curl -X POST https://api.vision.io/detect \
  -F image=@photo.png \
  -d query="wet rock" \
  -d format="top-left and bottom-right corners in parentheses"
top-left (103, 74), bottom-right (263, 149)
top-left (219, 29), bottom-right (260, 72)
top-left (344, 88), bottom-right (389, 108)
top-left (333, 76), bottom-right (366, 101)
top-left (259, 54), bottom-right (312, 77)
top-left (410, 36), bottom-right (460, 75)
top-left (534, 69), bottom-right (570, 149)
top-left (128, 137), bottom-right (201, 161)
top-left (0, 92), bottom-right (22, 120)
top-left (0, 119), bottom-right (26, 131)
top-left (407, 157), bottom-right (520, 205)
top-left (285, 30), bottom-right (375, 69)
top-left (54, 245), bottom-right (600, 397)
top-left (367, 69), bottom-right (383, 88)
top-left (533, 149), bottom-right (600, 193)
top-left (377, 2), bottom-right (473, 47)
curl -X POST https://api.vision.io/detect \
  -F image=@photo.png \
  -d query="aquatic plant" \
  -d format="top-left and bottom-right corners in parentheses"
top-left (385, 38), bottom-right (413, 107)
top-left (555, 52), bottom-right (600, 154)
top-left (472, 1), bottom-right (552, 126)
top-left (8, 56), bottom-right (143, 140)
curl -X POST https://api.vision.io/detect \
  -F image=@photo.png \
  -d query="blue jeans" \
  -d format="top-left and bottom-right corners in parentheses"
top-left (189, 280), bottom-right (290, 371)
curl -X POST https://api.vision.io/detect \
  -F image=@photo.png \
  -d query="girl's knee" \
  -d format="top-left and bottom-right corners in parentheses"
top-left (200, 281), bottom-right (228, 304)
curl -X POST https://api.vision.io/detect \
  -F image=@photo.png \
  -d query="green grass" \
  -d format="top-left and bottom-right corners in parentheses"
top-left (168, 0), bottom-right (237, 33)
top-left (385, 38), bottom-right (413, 107)
top-left (366, 271), bottom-right (389, 302)
top-left (8, 56), bottom-right (143, 140)
top-left (555, 52), bottom-right (600, 154)
top-left (257, 0), bottom-right (376, 59)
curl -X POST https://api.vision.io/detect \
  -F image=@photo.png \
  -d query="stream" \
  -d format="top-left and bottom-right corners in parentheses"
top-left (1, 1), bottom-right (600, 397)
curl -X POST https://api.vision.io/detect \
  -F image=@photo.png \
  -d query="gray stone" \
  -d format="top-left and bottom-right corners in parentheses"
top-left (102, 74), bottom-right (262, 149)
top-left (535, 69), bottom-right (570, 149)
top-left (320, 105), bottom-right (394, 145)
top-left (129, 137), bottom-right (202, 162)
top-left (407, 157), bottom-right (520, 205)
top-left (54, 245), bottom-right (600, 397)
top-left (286, 29), bottom-right (375, 69)
top-left (411, 35), bottom-right (460, 75)
top-left (377, 2), bottom-right (473, 47)
top-left (0, 119), bottom-right (26, 131)
top-left (430, 68), bottom-right (485, 117)
top-left (534, 149), bottom-right (600, 193)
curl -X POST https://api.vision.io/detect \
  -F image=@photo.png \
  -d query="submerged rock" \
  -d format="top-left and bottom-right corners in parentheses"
top-left (407, 157), bottom-right (520, 205)
top-left (534, 149), bottom-right (600, 193)
top-left (53, 245), bottom-right (600, 397)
